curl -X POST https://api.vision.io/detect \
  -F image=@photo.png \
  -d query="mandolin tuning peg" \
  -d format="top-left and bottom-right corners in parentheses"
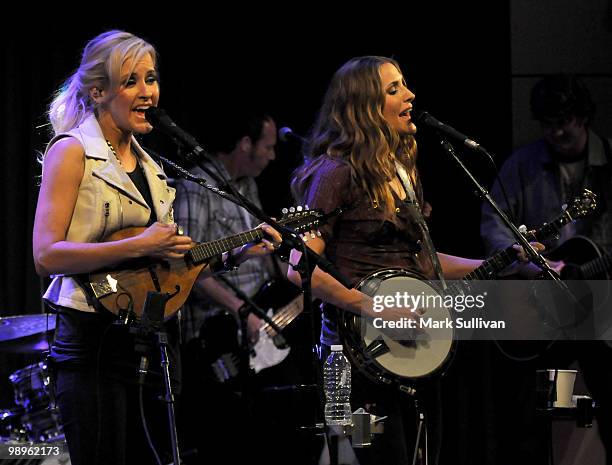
top-left (317, 230), bottom-right (322, 237)
top-left (296, 205), bottom-right (303, 212)
top-left (289, 207), bottom-right (296, 213)
top-left (305, 204), bottom-right (309, 210)
top-left (281, 208), bottom-right (289, 215)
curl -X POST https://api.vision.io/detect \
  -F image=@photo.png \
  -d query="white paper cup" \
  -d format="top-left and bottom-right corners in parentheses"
top-left (537, 369), bottom-right (577, 408)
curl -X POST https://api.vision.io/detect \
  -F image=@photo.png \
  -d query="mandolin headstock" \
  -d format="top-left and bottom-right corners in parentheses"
top-left (279, 205), bottom-right (323, 241)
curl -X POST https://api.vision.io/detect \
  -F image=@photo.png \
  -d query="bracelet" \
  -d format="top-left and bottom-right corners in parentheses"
top-left (209, 252), bottom-right (240, 274)
top-left (222, 251), bottom-right (240, 272)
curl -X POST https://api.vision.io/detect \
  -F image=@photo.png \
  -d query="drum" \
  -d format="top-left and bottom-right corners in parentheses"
top-left (9, 362), bottom-right (54, 412)
top-left (0, 407), bottom-right (27, 442)
top-left (8, 361), bottom-right (63, 443)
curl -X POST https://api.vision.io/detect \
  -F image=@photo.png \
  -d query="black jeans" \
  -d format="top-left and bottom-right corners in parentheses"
top-left (55, 366), bottom-right (173, 465)
top-left (50, 308), bottom-right (181, 465)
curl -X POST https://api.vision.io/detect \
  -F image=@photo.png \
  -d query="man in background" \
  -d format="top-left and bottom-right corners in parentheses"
top-left (481, 74), bottom-right (612, 465)
top-left (174, 111), bottom-right (310, 465)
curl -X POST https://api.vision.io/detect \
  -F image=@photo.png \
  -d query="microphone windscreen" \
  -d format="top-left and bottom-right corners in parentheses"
top-left (278, 127), bottom-right (293, 143)
top-left (411, 110), bottom-right (429, 124)
top-left (144, 106), bottom-right (165, 125)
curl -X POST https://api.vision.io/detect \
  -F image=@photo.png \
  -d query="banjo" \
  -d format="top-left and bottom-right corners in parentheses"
top-left (336, 189), bottom-right (597, 386)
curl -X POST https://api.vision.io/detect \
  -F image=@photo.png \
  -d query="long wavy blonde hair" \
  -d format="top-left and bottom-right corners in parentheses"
top-left (292, 56), bottom-right (420, 219)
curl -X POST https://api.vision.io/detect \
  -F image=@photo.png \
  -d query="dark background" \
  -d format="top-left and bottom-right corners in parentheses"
top-left (1, 6), bottom-right (511, 314)
top-left (1, 4), bottom-right (610, 463)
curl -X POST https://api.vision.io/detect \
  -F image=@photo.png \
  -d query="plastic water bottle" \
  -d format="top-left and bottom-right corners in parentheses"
top-left (323, 344), bottom-right (352, 426)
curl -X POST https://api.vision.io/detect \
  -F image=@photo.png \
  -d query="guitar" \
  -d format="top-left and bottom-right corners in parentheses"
top-left (337, 189), bottom-right (598, 385)
top-left (78, 207), bottom-right (330, 321)
top-left (538, 235), bottom-right (612, 337)
top-left (546, 235), bottom-right (612, 280)
top-left (197, 280), bottom-right (304, 383)
top-left (495, 232), bottom-right (612, 359)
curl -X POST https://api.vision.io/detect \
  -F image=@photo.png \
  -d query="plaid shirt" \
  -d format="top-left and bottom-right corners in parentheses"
top-left (173, 160), bottom-right (272, 341)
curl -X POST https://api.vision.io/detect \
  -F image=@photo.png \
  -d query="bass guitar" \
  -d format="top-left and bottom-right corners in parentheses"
top-left (337, 189), bottom-right (597, 385)
top-left (78, 207), bottom-right (329, 321)
top-left (197, 279), bottom-right (304, 383)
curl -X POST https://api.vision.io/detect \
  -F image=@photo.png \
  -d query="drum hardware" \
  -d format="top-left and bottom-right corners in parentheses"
top-left (6, 361), bottom-right (63, 444)
top-left (0, 314), bottom-right (56, 353)
top-left (0, 314), bottom-right (63, 446)
top-left (0, 408), bottom-right (28, 442)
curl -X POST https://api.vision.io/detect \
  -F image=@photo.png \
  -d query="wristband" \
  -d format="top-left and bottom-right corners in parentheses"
top-left (222, 251), bottom-right (240, 272)
top-left (209, 252), bottom-right (240, 274)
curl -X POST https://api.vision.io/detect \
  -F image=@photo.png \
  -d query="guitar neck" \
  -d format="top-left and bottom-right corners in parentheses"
top-left (186, 210), bottom-right (323, 265)
top-left (463, 208), bottom-right (577, 282)
top-left (262, 297), bottom-right (303, 335)
top-left (189, 227), bottom-right (263, 264)
top-left (464, 246), bottom-right (518, 281)
top-left (525, 216), bottom-right (568, 243)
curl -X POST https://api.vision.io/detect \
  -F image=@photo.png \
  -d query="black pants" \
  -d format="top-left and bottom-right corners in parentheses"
top-left (55, 366), bottom-right (173, 465)
top-left (49, 308), bottom-right (181, 465)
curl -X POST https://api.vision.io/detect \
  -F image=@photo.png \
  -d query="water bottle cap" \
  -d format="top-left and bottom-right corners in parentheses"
top-left (330, 345), bottom-right (343, 351)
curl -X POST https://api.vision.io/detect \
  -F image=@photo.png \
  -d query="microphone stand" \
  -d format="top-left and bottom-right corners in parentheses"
top-left (437, 138), bottom-right (582, 307)
top-left (132, 290), bottom-right (181, 465)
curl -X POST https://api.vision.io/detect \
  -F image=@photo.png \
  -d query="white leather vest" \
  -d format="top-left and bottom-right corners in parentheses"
top-left (43, 114), bottom-right (176, 312)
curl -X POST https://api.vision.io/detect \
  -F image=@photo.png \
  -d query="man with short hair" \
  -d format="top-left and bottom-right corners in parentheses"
top-left (482, 74), bottom-right (611, 255)
top-left (175, 113), bottom-right (278, 344)
top-left (174, 113), bottom-right (287, 464)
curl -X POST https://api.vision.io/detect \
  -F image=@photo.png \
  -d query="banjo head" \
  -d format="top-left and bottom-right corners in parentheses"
top-left (339, 268), bottom-right (455, 385)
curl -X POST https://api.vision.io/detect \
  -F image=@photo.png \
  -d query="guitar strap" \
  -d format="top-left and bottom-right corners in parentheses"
top-left (395, 161), bottom-right (447, 289)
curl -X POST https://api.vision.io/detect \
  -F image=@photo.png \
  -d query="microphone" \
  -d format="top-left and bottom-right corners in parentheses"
top-left (145, 107), bottom-right (206, 156)
top-left (278, 126), bottom-right (306, 144)
top-left (413, 110), bottom-right (485, 153)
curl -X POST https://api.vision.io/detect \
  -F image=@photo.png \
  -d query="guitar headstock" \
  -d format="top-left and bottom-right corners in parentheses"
top-left (562, 188), bottom-right (598, 221)
top-left (525, 189), bottom-right (598, 242)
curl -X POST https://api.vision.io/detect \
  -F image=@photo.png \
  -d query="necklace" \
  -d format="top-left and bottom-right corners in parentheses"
top-left (105, 139), bottom-right (121, 165)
